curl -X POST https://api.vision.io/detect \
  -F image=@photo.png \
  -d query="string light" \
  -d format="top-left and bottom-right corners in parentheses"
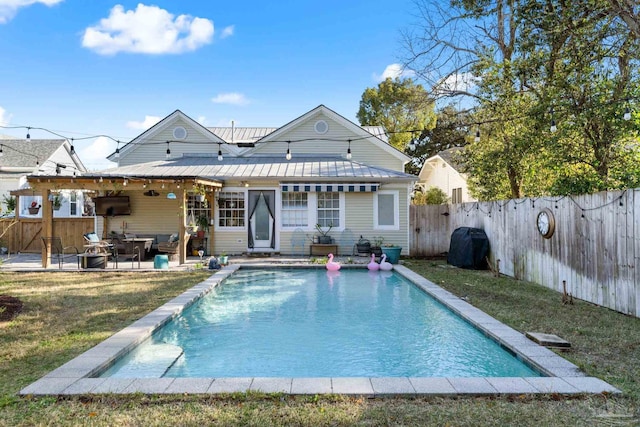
top-left (624, 106), bottom-right (631, 121)
top-left (286, 141), bottom-right (292, 161)
top-left (550, 108), bottom-right (557, 132)
top-left (165, 141), bottom-right (171, 159)
top-left (115, 141), bottom-right (120, 159)
top-left (70, 138), bottom-right (75, 155)
top-left (346, 139), bottom-right (352, 160)
top-left (26, 127), bottom-right (31, 140)
top-left (217, 143), bottom-right (223, 161)
top-left (0, 144), bottom-right (3, 157)
top-left (474, 128), bottom-right (480, 142)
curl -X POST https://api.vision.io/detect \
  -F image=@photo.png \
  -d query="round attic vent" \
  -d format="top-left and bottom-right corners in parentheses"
top-left (314, 120), bottom-right (328, 134)
top-left (173, 126), bottom-right (187, 140)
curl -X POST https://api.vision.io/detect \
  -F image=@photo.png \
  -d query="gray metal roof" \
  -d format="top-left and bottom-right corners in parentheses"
top-left (88, 155), bottom-right (416, 182)
top-left (208, 127), bottom-right (277, 143)
top-left (0, 139), bottom-right (66, 169)
top-left (438, 147), bottom-right (465, 172)
top-left (362, 126), bottom-right (389, 142)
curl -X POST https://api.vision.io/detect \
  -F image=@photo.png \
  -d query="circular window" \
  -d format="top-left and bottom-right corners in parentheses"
top-left (314, 120), bottom-right (328, 134)
top-left (173, 126), bottom-right (187, 140)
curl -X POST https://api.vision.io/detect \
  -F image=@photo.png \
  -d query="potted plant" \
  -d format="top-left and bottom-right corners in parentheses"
top-left (315, 223), bottom-right (333, 244)
top-left (192, 184), bottom-right (208, 206)
top-left (2, 195), bottom-right (16, 213)
top-left (195, 215), bottom-right (209, 238)
top-left (355, 236), bottom-right (371, 255)
top-left (381, 243), bottom-right (402, 264)
top-left (28, 201), bottom-right (41, 215)
top-left (370, 235), bottom-right (384, 257)
top-left (218, 251), bottom-right (228, 265)
top-left (52, 194), bottom-right (62, 211)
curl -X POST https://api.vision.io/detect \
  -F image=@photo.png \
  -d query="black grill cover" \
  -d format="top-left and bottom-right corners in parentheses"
top-left (447, 227), bottom-right (489, 269)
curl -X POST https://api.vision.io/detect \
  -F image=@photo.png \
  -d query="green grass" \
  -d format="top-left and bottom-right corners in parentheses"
top-left (0, 262), bottom-right (639, 426)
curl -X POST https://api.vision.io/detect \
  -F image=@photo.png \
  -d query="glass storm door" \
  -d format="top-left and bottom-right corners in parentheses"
top-left (249, 191), bottom-right (274, 249)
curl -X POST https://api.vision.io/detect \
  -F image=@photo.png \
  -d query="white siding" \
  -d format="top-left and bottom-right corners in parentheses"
top-left (418, 157), bottom-right (476, 203)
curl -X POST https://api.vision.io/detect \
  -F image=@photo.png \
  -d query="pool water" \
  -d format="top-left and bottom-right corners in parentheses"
top-left (102, 268), bottom-right (540, 378)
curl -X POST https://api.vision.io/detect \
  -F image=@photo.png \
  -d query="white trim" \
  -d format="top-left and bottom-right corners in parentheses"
top-left (374, 190), bottom-right (399, 231)
top-left (214, 188), bottom-right (247, 232)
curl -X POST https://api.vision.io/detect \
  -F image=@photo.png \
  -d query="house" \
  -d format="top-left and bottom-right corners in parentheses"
top-left (27, 105), bottom-right (417, 264)
top-left (416, 147), bottom-right (476, 203)
top-left (0, 139), bottom-right (88, 217)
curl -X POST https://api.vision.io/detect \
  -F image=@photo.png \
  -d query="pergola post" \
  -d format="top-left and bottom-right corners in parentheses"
top-left (179, 188), bottom-right (187, 264)
top-left (41, 190), bottom-right (52, 268)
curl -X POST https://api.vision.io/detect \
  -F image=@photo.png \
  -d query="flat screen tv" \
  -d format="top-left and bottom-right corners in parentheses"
top-left (94, 196), bottom-right (131, 216)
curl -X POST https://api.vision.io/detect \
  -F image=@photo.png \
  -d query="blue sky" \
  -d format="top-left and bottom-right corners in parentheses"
top-left (0, 0), bottom-right (416, 170)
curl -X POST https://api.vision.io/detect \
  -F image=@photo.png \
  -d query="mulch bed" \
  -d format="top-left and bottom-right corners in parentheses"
top-left (0, 295), bottom-right (23, 321)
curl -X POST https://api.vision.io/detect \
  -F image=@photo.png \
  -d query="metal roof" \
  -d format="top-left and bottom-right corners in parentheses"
top-left (208, 127), bottom-right (277, 143)
top-left (362, 126), bottom-right (389, 142)
top-left (88, 155), bottom-right (416, 182)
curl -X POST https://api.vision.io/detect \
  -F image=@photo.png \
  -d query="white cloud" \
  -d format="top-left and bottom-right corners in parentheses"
top-left (373, 63), bottom-right (415, 82)
top-left (220, 25), bottom-right (234, 39)
top-left (0, 106), bottom-right (10, 126)
top-left (77, 136), bottom-right (117, 171)
top-left (436, 72), bottom-right (478, 94)
top-left (0, 0), bottom-right (62, 24)
top-left (211, 92), bottom-right (249, 106)
top-left (126, 115), bottom-right (161, 130)
top-left (81, 4), bottom-right (214, 55)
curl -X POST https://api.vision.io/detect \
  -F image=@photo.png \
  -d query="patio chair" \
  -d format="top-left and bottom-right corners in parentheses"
top-left (157, 233), bottom-right (189, 260)
top-left (290, 228), bottom-right (307, 255)
top-left (338, 228), bottom-right (356, 256)
top-left (110, 236), bottom-right (140, 269)
top-left (41, 237), bottom-right (79, 269)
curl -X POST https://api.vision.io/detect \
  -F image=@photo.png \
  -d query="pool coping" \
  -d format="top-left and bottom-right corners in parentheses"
top-left (19, 264), bottom-right (620, 397)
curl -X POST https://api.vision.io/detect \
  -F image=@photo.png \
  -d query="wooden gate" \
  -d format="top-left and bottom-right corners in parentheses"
top-left (0, 217), bottom-right (94, 253)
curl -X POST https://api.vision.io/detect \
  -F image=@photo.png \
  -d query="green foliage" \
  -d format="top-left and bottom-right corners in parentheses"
top-left (412, 187), bottom-right (449, 205)
top-left (2, 195), bottom-right (16, 212)
top-left (357, 77), bottom-right (436, 151)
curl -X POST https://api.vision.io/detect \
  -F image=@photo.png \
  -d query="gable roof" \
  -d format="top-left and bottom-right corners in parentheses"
top-left (437, 147), bottom-right (465, 171)
top-left (107, 109), bottom-right (226, 161)
top-left (250, 105), bottom-right (409, 163)
top-left (0, 139), bottom-right (84, 171)
top-left (208, 127), bottom-right (277, 144)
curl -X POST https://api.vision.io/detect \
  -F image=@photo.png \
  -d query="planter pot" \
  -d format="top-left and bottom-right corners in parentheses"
top-left (317, 235), bottom-right (332, 244)
top-left (381, 246), bottom-right (402, 264)
top-left (355, 242), bottom-right (371, 255)
top-left (195, 194), bottom-right (205, 202)
top-left (370, 246), bottom-right (382, 257)
top-left (53, 206), bottom-right (61, 211)
top-left (196, 230), bottom-right (205, 238)
top-left (219, 255), bottom-right (228, 265)
top-left (28, 207), bottom-right (40, 215)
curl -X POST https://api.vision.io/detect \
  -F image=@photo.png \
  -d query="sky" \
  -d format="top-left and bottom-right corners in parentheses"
top-left (0, 0), bottom-right (417, 170)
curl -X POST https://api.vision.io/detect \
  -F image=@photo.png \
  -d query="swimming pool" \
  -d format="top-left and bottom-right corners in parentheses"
top-left (101, 268), bottom-right (539, 378)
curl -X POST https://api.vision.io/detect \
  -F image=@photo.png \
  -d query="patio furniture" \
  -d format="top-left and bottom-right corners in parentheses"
top-left (109, 236), bottom-right (141, 268)
top-left (158, 233), bottom-right (189, 260)
top-left (41, 237), bottom-right (79, 269)
top-left (290, 228), bottom-right (307, 255)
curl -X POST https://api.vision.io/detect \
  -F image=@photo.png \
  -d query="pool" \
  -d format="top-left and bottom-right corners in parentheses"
top-left (101, 268), bottom-right (539, 378)
top-left (21, 264), bottom-right (619, 396)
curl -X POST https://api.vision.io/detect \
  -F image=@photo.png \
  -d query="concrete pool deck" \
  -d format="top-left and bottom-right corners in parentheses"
top-left (19, 264), bottom-right (620, 397)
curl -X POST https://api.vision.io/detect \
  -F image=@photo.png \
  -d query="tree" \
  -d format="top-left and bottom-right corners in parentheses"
top-left (405, 105), bottom-right (470, 175)
top-left (357, 77), bottom-right (436, 152)
top-left (412, 187), bottom-right (448, 205)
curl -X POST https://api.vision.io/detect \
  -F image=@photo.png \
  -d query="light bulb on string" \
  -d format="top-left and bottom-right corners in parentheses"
top-left (346, 139), bottom-right (352, 160)
top-left (624, 106), bottom-right (631, 121)
top-left (26, 127), bottom-right (31, 140)
top-left (166, 141), bottom-right (171, 159)
top-left (286, 141), bottom-right (292, 161)
top-left (550, 108), bottom-right (557, 132)
top-left (70, 138), bottom-right (75, 155)
top-left (474, 128), bottom-right (480, 142)
top-left (217, 143), bottom-right (223, 161)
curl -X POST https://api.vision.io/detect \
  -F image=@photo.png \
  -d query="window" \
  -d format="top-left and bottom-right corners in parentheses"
top-left (452, 188), bottom-right (462, 204)
top-left (374, 191), bottom-right (399, 230)
top-left (281, 192), bottom-right (308, 227)
top-left (317, 192), bottom-right (340, 227)
top-left (187, 193), bottom-right (210, 225)
top-left (217, 191), bottom-right (245, 227)
top-left (70, 192), bottom-right (78, 216)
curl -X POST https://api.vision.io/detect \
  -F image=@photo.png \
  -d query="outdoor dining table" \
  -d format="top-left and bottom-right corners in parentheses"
top-left (122, 238), bottom-right (155, 261)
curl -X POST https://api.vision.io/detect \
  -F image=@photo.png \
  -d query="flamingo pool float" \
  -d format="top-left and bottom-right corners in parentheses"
top-left (326, 253), bottom-right (341, 271)
top-left (379, 254), bottom-right (393, 271)
top-left (367, 253), bottom-right (380, 271)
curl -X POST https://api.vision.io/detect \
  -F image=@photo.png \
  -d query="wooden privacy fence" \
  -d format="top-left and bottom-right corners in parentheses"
top-left (410, 188), bottom-right (640, 318)
top-left (0, 217), bottom-right (94, 253)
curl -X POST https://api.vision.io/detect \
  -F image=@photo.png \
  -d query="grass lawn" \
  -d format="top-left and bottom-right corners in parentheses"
top-left (0, 262), bottom-right (639, 426)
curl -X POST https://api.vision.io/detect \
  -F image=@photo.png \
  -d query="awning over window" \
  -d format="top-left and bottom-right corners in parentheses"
top-left (280, 183), bottom-right (380, 192)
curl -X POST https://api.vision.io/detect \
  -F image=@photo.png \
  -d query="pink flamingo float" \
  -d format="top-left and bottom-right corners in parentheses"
top-left (367, 253), bottom-right (380, 271)
top-left (379, 254), bottom-right (393, 271)
top-left (326, 253), bottom-right (341, 271)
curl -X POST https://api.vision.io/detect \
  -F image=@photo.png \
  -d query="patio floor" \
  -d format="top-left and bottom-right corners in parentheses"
top-left (0, 252), bottom-right (367, 272)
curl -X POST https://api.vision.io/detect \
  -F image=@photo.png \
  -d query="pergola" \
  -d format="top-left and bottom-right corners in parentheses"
top-left (25, 174), bottom-right (223, 267)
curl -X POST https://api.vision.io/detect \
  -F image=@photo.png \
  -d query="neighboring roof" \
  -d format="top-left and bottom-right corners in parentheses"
top-left (437, 147), bottom-right (465, 171)
top-left (85, 155), bottom-right (417, 182)
top-left (208, 127), bottom-right (277, 144)
top-left (362, 126), bottom-right (389, 143)
top-left (0, 139), bottom-right (67, 169)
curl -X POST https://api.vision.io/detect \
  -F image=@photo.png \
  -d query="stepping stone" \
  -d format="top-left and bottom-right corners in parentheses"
top-left (525, 332), bottom-right (571, 348)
